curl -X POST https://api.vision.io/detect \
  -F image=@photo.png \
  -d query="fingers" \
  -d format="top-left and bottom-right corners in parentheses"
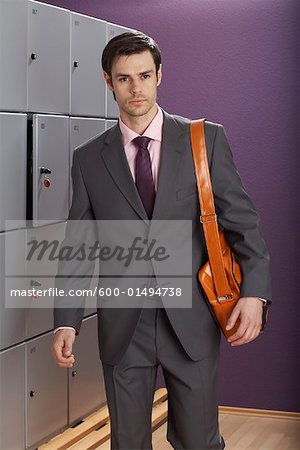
top-left (51, 330), bottom-right (76, 368)
top-left (228, 323), bottom-right (261, 346)
top-left (52, 343), bottom-right (75, 368)
top-left (227, 297), bottom-right (263, 346)
top-left (226, 304), bottom-right (241, 331)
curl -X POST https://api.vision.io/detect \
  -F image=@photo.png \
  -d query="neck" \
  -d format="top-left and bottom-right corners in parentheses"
top-left (120, 104), bottom-right (158, 135)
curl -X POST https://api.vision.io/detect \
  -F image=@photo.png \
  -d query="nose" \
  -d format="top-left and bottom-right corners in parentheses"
top-left (130, 78), bottom-right (142, 95)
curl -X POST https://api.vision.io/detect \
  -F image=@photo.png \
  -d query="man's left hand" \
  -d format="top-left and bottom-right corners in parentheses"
top-left (226, 297), bottom-right (263, 346)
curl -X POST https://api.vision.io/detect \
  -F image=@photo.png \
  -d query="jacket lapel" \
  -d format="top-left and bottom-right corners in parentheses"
top-left (152, 110), bottom-right (188, 219)
top-left (101, 125), bottom-right (148, 220)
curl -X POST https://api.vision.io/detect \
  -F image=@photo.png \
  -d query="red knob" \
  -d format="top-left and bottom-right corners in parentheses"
top-left (43, 178), bottom-right (51, 188)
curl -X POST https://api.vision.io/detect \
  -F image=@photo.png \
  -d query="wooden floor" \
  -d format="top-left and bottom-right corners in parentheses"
top-left (39, 388), bottom-right (300, 450)
top-left (218, 411), bottom-right (300, 450)
top-left (98, 411), bottom-right (300, 450)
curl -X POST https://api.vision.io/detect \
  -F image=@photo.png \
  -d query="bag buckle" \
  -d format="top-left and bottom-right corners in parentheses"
top-left (200, 213), bottom-right (217, 224)
top-left (217, 294), bottom-right (233, 303)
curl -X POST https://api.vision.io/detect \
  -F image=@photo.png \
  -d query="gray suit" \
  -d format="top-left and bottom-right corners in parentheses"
top-left (54, 110), bottom-right (271, 449)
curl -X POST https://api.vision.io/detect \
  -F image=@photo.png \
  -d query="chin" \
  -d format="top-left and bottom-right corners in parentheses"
top-left (127, 105), bottom-right (150, 116)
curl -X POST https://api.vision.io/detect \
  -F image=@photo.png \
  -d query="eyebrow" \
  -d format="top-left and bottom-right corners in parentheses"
top-left (115, 69), bottom-right (154, 77)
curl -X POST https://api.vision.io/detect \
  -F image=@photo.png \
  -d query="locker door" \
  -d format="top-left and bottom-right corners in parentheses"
top-left (0, 0), bottom-right (28, 111)
top-left (26, 332), bottom-right (68, 449)
top-left (70, 117), bottom-right (104, 317)
top-left (106, 119), bottom-right (118, 130)
top-left (32, 114), bottom-right (69, 225)
top-left (106, 23), bottom-right (135, 119)
top-left (69, 315), bottom-right (106, 425)
top-left (28, 1), bottom-right (70, 114)
top-left (0, 230), bottom-right (27, 350)
top-left (70, 117), bottom-right (105, 204)
top-left (71, 13), bottom-right (106, 117)
top-left (0, 113), bottom-right (27, 232)
top-left (26, 221), bottom-right (67, 338)
top-left (0, 343), bottom-right (25, 450)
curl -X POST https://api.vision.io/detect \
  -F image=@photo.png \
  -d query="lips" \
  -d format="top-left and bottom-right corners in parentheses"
top-left (129, 99), bottom-right (146, 104)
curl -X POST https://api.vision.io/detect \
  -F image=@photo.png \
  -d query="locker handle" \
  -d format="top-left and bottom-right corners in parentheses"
top-left (31, 53), bottom-right (37, 60)
top-left (30, 390), bottom-right (36, 398)
top-left (72, 370), bottom-right (77, 377)
top-left (73, 61), bottom-right (79, 68)
top-left (30, 280), bottom-right (42, 287)
top-left (40, 167), bottom-right (52, 174)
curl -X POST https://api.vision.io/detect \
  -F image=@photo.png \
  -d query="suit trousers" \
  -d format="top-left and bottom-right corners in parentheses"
top-left (101, 303), bottom-right (225, 450)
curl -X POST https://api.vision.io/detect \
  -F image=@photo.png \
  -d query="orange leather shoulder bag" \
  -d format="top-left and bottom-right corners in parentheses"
top-left (190, 119), bottom-right (241, 338)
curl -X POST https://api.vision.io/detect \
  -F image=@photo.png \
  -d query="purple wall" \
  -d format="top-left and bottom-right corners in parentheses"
top-left (44, 0), bottom-right (300, 412)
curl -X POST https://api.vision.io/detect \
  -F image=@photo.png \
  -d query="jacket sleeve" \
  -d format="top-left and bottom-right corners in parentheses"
top-left (54, 149), bottom-right (97, 335)
top-left (209, 124), bottom-right (272, 302)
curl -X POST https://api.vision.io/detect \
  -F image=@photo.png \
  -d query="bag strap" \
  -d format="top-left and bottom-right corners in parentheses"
top-left (190, 119), bottom-right (233, 301)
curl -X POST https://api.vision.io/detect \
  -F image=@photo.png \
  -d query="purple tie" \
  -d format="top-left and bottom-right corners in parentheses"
top-left (134, 136), bottom-right (155, 218)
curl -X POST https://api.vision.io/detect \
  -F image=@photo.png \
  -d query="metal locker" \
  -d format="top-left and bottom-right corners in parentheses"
top-left (106, 119), bottom-right (118, 130)
top-left (25, 221), bottom-right (67, 339)
top-left (71, 13), bottom-right (106, 117)
top-left (69, 117), bottom-right (105, 204)
top-left (0, 113), bottom-right (27, 232)
top-left (0, 343), bottom-right (26, 450)
top-left (106, 23), bottom-right (135, 119)
top-left (0, 0), bottom-right (28, 112)
top-left (68, 315), bottom-right (106, 425)
top-left (26, 331), bottom-right (68, 449)
top-left (27, 0), bottom-right (70, 114)
top-left (0, 230), bottom-right (27, 351)
top-left (32, 114), bottom-right (69, 225)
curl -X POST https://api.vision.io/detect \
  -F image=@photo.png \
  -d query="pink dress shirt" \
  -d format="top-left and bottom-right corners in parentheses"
top-left (118, 105), bottom-right (163, 190)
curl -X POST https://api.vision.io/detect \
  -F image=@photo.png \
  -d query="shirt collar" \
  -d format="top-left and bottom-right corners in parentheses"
top-left (119, 105), bottom-right (163, 147)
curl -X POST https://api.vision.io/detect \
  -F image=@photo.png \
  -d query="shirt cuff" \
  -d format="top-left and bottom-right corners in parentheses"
top-left (53, 326), bottom-right (76, 335)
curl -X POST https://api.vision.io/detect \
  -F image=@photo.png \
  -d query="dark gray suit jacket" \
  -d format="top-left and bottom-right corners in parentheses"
top-left (54, 109), bottom-right (271, 365)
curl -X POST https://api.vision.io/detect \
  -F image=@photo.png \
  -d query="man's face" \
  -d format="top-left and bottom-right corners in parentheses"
top-left (104, 50), bottom-right (162, 119)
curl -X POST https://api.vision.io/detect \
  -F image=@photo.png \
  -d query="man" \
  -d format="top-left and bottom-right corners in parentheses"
top-left (52, 32), bottom-right (271, 450)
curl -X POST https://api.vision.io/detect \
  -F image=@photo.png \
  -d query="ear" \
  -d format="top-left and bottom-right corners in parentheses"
top-left (156, 64), bottom-right (162, 87)
top-left (103, 71), bottom-right (114, 92)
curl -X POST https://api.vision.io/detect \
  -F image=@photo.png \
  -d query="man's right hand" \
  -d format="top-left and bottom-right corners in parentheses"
top-left (51, 329), bottom-right (76, 368)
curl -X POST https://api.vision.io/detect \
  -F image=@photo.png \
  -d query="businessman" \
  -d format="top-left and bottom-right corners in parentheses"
top-left (52, 31), bottom-right (271, 450)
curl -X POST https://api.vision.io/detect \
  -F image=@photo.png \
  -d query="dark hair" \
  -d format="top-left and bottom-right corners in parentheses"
top-left (102, 31), bottom-right (161, 78)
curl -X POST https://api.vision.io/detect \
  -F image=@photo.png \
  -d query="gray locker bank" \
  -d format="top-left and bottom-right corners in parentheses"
top-left (0, 1), bottom-right (129, 448)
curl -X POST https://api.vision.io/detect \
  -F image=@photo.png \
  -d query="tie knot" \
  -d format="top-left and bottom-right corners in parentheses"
top-left (133, 136), bottom-right (151, 151)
